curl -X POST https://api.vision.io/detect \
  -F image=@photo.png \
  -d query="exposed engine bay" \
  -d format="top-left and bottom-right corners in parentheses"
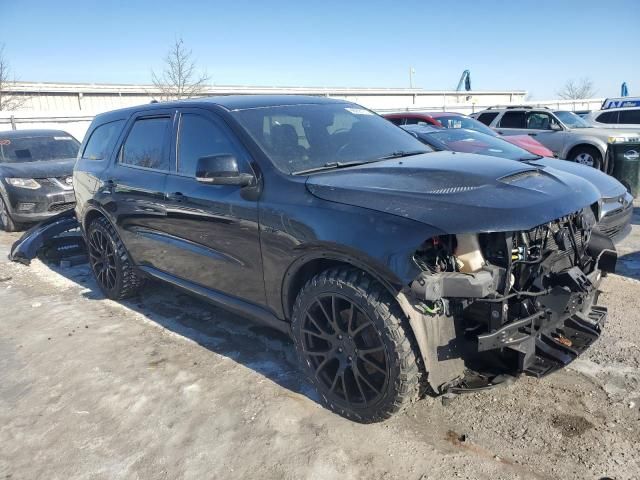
top-left (410, 206), bottom-right (617, 391)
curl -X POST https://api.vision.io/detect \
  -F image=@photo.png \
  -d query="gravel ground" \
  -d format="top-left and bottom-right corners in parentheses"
top-left (1, 208), bottom-right (639, 480)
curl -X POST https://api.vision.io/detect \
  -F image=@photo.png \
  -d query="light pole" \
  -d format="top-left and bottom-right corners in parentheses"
top-left (409, 67), bottom-right (415, 88)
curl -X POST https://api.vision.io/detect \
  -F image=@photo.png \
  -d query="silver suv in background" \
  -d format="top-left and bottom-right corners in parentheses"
top-left (472, 106), bottom-right (637, 170)
top-left (584, 107), bottom-right (640, 130)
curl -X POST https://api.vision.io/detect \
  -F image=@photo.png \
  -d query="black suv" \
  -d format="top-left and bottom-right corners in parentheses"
top-left (0, 129), bottom-right (79, 231)
top-left (19, 96), bottom-right (617, 422)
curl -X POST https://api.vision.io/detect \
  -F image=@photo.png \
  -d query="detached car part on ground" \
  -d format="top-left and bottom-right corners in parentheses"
top-left (401, 124), bottom-right (634, 244)
top-left (0, 129), bottom-right (79, 232)
top-left (10, 96), bottom-right (620, 423)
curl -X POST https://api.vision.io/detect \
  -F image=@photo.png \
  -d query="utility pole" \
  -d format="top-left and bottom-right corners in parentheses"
top-left (409, 67), bottom-right (415, 88)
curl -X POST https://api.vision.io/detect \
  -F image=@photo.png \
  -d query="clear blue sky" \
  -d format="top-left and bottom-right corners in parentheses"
top-left (1, 0), bottom-right (638, 99)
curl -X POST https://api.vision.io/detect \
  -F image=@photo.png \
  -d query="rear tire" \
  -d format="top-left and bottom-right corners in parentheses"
top-left (571, 145), bottom-right (602, 170)
top-left (87, 216), bottom-right (144, 300)
top-left (0, 196), bottom-right (18, 232)
top-left (291, 267), bottom-right (422, 423)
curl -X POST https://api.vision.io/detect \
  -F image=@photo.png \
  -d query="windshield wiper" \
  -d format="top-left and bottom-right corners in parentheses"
top-left (377, 150), bottom-right (430, 160)
top-left (292, 161), bottom-right (370, 175)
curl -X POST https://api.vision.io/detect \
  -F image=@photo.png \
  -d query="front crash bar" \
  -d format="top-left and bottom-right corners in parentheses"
top-left (477, 311), bottom-right (547, 352)
top-left (9, 209), bottom-right (80, 265)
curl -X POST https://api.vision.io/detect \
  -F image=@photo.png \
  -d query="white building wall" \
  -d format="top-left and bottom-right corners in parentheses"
top-left (4, 81), bottom-right (603, 141)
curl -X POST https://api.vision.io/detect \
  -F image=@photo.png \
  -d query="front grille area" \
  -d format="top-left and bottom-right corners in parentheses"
top-left (597, 203), bottom-right (633, 241)
top-left (48, 202), bottom-right (75, 213)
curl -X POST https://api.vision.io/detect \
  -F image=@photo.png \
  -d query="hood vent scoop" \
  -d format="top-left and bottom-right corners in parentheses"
top-left (499, 169), bottom-right (544, 184)
top-left (425, 185), bottom-right (482, 195)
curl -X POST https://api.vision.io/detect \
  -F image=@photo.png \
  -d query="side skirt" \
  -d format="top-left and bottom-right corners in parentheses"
top-left (138, 266), bottom-right (292, 337)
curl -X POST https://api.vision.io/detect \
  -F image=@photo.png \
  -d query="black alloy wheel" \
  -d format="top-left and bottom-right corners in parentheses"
top-left (86, 216), bottom-right (144, 300)
top-left (292, 267), bottom-right (422, 422)
top-left (88, 227), bottom-right (118, 292)
top-left (301, 293), bottom-right (389, 408)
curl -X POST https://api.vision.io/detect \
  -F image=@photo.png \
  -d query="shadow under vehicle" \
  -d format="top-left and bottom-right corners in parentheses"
top-left (10, 96), bottom-right (620, 423)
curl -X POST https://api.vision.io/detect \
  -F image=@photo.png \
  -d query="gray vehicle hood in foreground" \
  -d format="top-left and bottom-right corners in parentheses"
top-left (306, 151), bottom-right (601, 234)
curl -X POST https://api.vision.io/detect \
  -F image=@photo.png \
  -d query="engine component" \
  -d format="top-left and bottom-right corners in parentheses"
top-left (455, 234), bottom-right (485, 273)
top-left (411, 268), bottom-right (499, 301)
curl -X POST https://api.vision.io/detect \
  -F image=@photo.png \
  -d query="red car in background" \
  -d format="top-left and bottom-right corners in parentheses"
top-left (383, 112), bottom-right (554, 157)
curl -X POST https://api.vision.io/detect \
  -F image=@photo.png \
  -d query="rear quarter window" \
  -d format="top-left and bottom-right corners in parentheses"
top-left (476, 112), bottom-right (499, 126)
top-left (498, 111), bottom-right (526, 128)
top-left (82, 120), bottom-right (125, 160)
top-left (619, 109), bottom-right (640, 124)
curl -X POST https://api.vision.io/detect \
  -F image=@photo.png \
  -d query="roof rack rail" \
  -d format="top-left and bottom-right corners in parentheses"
top-left (486, 105), bottom-right (549, 110)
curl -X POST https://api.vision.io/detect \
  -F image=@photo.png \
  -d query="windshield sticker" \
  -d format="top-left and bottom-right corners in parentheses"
top-left (345, 107), bottom-right (373, 116)
top-left (0, 139), bottom-right (10, 145)
top-left (54, 136), bottom-right (73, 140)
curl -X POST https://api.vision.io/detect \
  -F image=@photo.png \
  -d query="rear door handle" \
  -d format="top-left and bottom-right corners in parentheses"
top-left (528, 133), bottom-right (537, 137)
top-left (166, 191), bottom-right (185, 202)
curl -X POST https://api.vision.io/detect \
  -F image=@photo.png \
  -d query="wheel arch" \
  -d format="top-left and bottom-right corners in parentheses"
top-left (564, 140), bottom-right (606, 161)
top-left (281, 250), bottom-right (406, 321)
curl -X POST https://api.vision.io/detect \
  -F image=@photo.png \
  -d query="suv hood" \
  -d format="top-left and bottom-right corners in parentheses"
top-left (306, 152), bottom-right (601, 234)
top-left (0, 158), bottom-right (76, 179)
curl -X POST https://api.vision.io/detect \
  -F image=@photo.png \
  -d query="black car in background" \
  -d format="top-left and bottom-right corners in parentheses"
top-left (402, 124), bottom-right (634, 243)
top-left (11, 96), bottom-right (617, 422)
top-left (0, 129), bottom-right (79, 231)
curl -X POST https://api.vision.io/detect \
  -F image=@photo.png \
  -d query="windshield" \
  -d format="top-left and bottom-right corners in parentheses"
top-left (231, 103), bottom-right (431, 174)
top-left (434, 114), bottom-right (498, 137)
top-left (553, 111), bottom-right (591, 128)
top-left (423, 128), bottom-right (540, 161)
top-left (0, 134), bottom-right (80, 163)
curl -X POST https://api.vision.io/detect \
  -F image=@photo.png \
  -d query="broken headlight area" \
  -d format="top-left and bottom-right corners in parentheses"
top-left (410, 207), bottom-right (616, 386)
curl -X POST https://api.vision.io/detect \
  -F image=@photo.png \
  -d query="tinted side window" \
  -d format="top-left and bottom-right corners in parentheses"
top-left (619, 109), bottom-right (640, 124)
top-left (404, 117), bottom-right (431, 126)
top-left (595, 111), bottom-right (618, 124)
top-left (526, 112), bottom-right (555, 130)
top-left (121, 117), bottom-right (171, 170)
top-left (499, 111), bottom-right (526, 128)
top-left (476, 112), bottom-right (499, 125)
top-left (82, 120), bottom-right (125, 160)
top-left (178, 114), bottom-right (241, 177)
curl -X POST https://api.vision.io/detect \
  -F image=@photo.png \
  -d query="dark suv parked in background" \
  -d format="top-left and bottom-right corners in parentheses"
top-left (0, 129), bottom-right (79, 231)
top-left (37, 96), bottom-right (616, 422)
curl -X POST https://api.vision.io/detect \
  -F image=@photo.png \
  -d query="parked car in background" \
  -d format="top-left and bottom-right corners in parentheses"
top-left (472, 106), bottom-right (640, 170)
top-left (383, 111), bottom-right (553, 157)
top-left (0, 129), bottom-right (79, 231)
top-left (402, 124), bottom-right (633, 243)
top-left (12, 96), bottom-right (617, 423)
top-left (584, 107), bottom-right (640, 130)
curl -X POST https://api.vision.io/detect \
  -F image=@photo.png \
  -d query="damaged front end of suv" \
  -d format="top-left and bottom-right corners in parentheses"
top-left (408, 207), bottom-right (616, 393)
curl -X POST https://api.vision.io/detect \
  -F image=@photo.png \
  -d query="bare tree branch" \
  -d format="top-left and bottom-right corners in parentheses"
top-left (0, 44), bottom-right (29, 111)
top-left (556, 78), bottom-right (596, 100)
top-left (151, 38), bottom-right (210, 101)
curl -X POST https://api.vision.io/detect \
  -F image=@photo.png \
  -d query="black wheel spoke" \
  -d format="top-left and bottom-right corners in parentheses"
top-left (300, 292), bottom-right (389, 409)
top-left (350, 365), bottom-right (368, 406)
top-left (358, 353), bottom-right (386, 374)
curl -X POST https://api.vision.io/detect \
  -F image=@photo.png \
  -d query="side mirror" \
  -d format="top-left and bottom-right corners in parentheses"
top-left (195, 154), bottom-right (254, 186)
top-left (550, 123), bottom-right (562, 132)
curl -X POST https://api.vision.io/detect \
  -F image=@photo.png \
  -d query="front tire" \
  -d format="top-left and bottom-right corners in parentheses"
top-left (87, 216), bottom-right (144, 300)
top-left (0, 196), bottom-right (18, 232)
top-left (291, 267), bottom-right (422, 422)
top-left (571, 146), bottom-right (602, 170)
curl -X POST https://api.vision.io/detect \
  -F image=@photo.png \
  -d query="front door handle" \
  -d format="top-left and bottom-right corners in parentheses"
top-left (102, 178), bottom-right (116, 194)
top-left (166, 192), bottom-right (185, 202)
